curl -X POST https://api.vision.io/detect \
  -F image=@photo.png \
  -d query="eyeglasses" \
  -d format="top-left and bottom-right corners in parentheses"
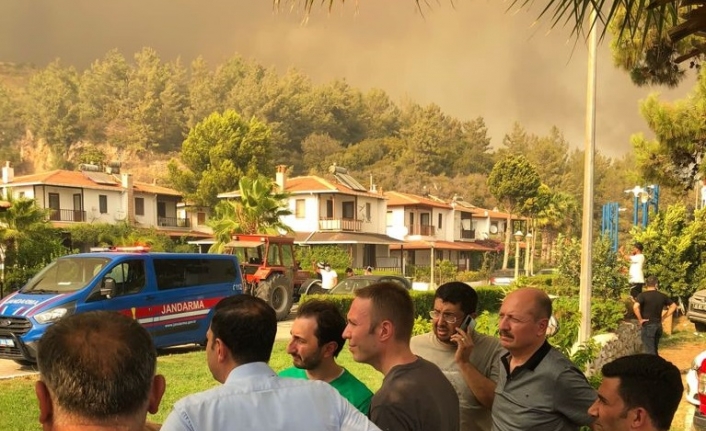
top-left (429, 310), bottom-right (462, 324)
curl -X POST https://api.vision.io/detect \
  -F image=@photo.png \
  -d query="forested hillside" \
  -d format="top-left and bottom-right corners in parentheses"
top-left (0, 48), bottom-right (665, 226)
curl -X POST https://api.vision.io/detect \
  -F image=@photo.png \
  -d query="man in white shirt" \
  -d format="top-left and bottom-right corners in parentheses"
top-left (161, 295), bottom-right (379, 431)
top-left (320, 263), bottom-right (338, 290)
top-left (621, 242), bottom-right (645, 300)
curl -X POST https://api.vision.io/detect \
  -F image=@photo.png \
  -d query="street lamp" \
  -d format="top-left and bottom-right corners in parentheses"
top-left (524, 233), bottom-right (533, 276)
top-left (514, 230), bottom-right (523, 280)
top-left (625, 185), bottom-right (660, 227)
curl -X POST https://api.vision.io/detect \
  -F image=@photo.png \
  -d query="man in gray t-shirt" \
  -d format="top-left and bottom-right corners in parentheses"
top-left (492, 288), bottom-right (596, 431)
top-left (411, 282), bottom-right (503, 431)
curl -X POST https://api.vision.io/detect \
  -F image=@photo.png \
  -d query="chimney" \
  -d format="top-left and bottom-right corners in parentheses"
top-left (2, 161), bottom-right (14, 184)
top-left (275, 165), bottom-right (288, 191)
top-left (121, 173), bottom-right (135, 225)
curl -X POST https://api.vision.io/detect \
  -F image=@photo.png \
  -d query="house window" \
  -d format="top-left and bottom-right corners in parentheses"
top-left (386, 211), bottom-right (393, 227)
top-left (18, 192), bottom-right (24, 198)
top-left (197, 212), bottom-right (206, 225)
top-left (420, 213), bottom-right (430, 226)
top-left (135, 197), bottom-right (145, 216)
top-left (295, 199), bottom-right (306, 218)
top-left (409, 212), bottom-right (414, 226)
top-left (342, 201), bottom-right (354, 219)
top-left (326, 199), bottom-right (334, 218)
top-left (99, 195), bottom-right (108, 214)
top-left (438, 214), bottom-right (443, 229)
top-left (365, 203), bottom-right (371, 222)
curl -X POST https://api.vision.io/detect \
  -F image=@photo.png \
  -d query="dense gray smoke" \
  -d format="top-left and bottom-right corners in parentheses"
top-left (0, 0), bottom-right (689, 157)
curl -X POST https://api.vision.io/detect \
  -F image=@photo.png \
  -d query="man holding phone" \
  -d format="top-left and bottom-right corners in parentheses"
top-left (411, 282), bottom-right (503, 431)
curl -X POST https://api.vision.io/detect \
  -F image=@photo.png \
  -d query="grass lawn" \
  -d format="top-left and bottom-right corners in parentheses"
top-left (0, 341), bottom-right (383, 431)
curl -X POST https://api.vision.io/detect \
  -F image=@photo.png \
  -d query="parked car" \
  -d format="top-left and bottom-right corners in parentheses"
top-left (302, 275), bottom-right (412, 295)
top-left (489, 269), bottom-right (516, 286)
top-left (537, 268), bottom-right (559, 275)
top-left (687, 288), bottom-right (706, 332)
top-left (686, 350), bottom-right (706, 407)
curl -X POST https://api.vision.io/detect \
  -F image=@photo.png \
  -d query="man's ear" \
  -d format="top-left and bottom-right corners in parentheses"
top-left (35, 381), bottom-right (53, 426)
top-left (629, 407), bottom-right (649, 429)
top-left (215, 338), bottom-right (229, 363)
top-left (378, 320), bottom-right (394, 342)
top-left (147, 375), bottom-right (166, 415)
top-left (322, 341), bottom-right (339, 358)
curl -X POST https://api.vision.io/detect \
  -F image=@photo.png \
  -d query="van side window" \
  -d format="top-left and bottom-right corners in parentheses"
top-left (106, 260), bottom-right (146, 296)
top-left (154, 258), bottom-right (238, 290)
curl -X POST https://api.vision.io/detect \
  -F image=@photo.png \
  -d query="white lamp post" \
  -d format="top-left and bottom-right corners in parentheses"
top-left (524, 233), bottom-right (533, 276)
top-left (514, 230), bottom-right (524, 280)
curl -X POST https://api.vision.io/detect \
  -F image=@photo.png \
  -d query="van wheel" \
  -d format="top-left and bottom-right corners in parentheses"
top-left (695, 322), bottom-right (706, 332)
top-left (257, 274), bottom-right (293, 321)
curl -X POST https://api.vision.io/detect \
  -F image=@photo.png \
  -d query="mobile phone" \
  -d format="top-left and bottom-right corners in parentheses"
top-left (459, 315), bottom-right (475, 332)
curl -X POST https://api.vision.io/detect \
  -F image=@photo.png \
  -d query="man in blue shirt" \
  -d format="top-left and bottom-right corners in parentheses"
top-left (161, 295), bottom-right (379, 431)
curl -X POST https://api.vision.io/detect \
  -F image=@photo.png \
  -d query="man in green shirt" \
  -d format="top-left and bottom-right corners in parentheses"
top-left (279, 299), bottom-right (373, 414)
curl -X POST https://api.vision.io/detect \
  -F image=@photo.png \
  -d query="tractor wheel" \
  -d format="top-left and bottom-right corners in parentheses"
top-left (257, 274), bottom-right (294, 321)
top-left (695, 322), bottom-right (706, 332)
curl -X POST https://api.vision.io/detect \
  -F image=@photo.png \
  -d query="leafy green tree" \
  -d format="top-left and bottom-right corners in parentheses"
top-left (186, 56), bottom-right (223, 128)
top-left (24, 60), bottom-right (81, 167)
top-left (0, 195), bottom-right (58, 274)
top-left (167, 110), bottom-right (274, 208)
top-left (0, 84), bottom-right (24, 150)
top-left (301, 133), bottom-right (345, 174)
top-left (487, 155), bottom-right (541, 269)
top-left (633, 204), bottom-right (706, 301)
top-left (632, 67), bottom-right (706, 190)
top-left (208, 176), bottom-right (293, 253)
top-left (78, 49), bottom-right (130, 142)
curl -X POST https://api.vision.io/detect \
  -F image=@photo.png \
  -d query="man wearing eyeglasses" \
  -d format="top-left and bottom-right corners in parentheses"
top-left (410, 281), bottom-right (503, 431)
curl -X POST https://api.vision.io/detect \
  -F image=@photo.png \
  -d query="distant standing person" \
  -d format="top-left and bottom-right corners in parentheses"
top-left (280, 299), bottom-right (373, 414)
top-left (345, 267), bottom-right (355, 277)
top-left (621, 242), bottom-right (645, 300)
top-left (343, 282), bottom-right (460, 431)
top-left (364, 266), bottom-right (373, 275)
top-left (411, 281), bottom-right (503, 431)
top-left (633, 276), bottom-right (676, 356)
top-left (320, 263), bottom-right (338, 290)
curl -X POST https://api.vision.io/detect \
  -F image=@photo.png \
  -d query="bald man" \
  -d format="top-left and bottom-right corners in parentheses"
top-left (491, 288), bottom-right (597, 431)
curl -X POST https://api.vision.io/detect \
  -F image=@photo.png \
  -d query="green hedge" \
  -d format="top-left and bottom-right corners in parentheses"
top-left (300, 286), bottom-right (506, 318)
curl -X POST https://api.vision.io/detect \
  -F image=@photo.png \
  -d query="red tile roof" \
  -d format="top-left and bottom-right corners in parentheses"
top-left (3, 170), bottom-right (181, 196)
top-left (384, 191), bottom-right (452, 209)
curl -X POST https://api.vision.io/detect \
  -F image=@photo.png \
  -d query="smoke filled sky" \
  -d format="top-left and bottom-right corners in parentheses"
top-left (0, 0), bottom-right (692, 157)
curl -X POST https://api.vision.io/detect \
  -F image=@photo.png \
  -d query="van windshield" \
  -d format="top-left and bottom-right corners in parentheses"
top-left (22, 257), bottom-right (111, 294)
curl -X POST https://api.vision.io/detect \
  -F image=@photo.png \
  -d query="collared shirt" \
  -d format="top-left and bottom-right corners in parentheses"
top-left (161, 362), bottom-right (380, 431)
top-left (491, 341), bottom-right (596, 431)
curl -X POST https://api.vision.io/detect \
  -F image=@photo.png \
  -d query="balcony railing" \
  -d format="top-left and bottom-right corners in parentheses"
top-left (49, 208), bottom-right (86, 222)
top-left (460, 229), bottom-right (475, 240)
top-left (406, 224), bottom-right (436, 236)
top-left (158, 216), bottom-right (191, 228)
top-left (319, 218), bottom-right (362, 232)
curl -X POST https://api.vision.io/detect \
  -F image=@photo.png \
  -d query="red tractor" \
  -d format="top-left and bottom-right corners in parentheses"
top-left (225, 235), bottom-right (317, 320)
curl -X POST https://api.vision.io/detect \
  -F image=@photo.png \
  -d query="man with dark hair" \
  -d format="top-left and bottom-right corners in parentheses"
top-left (621, 242), bottom-right (645, 299)
top-left (343, 282), bottom-right (459, 431)
top-left (411, 281), bottom-right (503, 431)
top-left (162, 295), bottom-right (379, 431)
top-left (35, 311), bottom-right (166, 431)
top-left (633, 276), bottom-right (676, 356)
top-left (280, 299), bottom-right (373, 413)
top-left (588, 354), bottom-right (683, 431)
top-left (492, 287), bottom-right (596, 431)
